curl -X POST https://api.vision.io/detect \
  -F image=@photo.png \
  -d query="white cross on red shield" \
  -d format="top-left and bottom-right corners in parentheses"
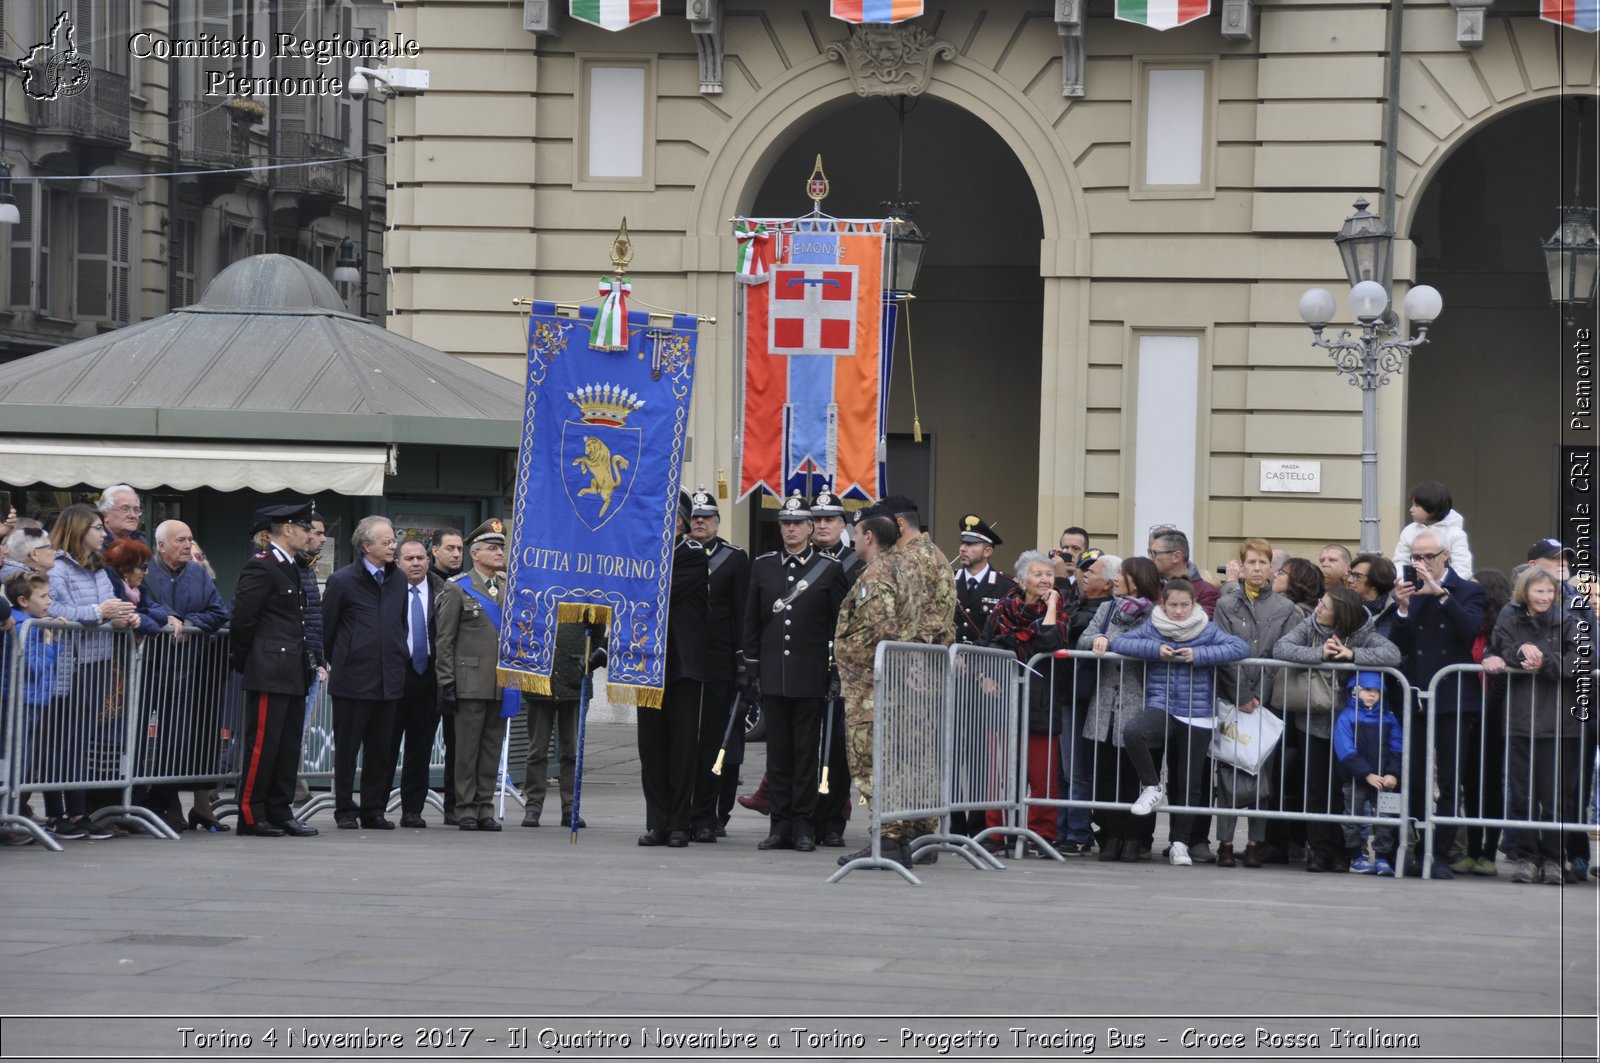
top-left (768, 265), bottom-right (858, 356)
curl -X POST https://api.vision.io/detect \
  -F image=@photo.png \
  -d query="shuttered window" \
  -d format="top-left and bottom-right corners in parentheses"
top-left (76, 195), bottom-right (131, 323)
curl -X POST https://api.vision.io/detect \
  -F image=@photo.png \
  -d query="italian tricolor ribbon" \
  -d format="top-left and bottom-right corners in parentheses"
top-left (569, 0), bottom-right (659, 31)
top-left (734, 221), bottom-right (772, 285)
top-left (589, 275), bottom-right (632, 351)
top-left (1114, 0), bottom-right (1210, 30)
top-left (1541, 0), bottom-right (1600, 30)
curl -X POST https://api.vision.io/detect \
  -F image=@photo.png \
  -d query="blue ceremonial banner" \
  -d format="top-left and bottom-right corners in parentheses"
top-left (498, 301), bottom-right (699, 708)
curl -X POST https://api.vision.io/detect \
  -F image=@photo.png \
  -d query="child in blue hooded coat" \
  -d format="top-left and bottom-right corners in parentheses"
top-left (1332, 670), bottom-right (1403, 876)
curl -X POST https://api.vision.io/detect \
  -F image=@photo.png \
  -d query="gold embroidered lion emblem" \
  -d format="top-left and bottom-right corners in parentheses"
top-left (572, 436), bottom-right (629, 517)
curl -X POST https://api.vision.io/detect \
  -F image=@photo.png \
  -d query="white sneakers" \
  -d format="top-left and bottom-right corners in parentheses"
top-left (1130, 784), bottom-right (1166, 816)
top-left (1169, 840), bottom-right (1193, 866)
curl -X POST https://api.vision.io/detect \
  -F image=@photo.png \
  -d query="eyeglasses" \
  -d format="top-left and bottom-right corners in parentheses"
top-left (1347, 569), bottom-right (1369, 582)
top-left (374, 539), bottom-right (398, 547)
top-left (1147, 548), bottom-right (1177, 558)
top-left (1410, 551), bottom-right (1444, 563)
top-left (90, 524), bottom-right (106, 533)
top-left (112, 505), bottom-right (142, 514)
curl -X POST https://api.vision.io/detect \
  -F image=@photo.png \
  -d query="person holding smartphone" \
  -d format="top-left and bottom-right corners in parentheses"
top-left (1390, 529), bottom-right (1485, 879)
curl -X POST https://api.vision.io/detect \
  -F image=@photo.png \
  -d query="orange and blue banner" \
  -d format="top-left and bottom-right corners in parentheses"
top-left (499, 302), bottom-right (698, 709)
top-left (831, 0), bottom-right (923, 24)
top-left (1542, 0), bottom-right (1600, 30)
top-left (738, 217), bottom-right (887, 503)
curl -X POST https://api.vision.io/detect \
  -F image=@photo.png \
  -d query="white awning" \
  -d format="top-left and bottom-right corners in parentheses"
top-left (0, 438), bottom-right (395, 496)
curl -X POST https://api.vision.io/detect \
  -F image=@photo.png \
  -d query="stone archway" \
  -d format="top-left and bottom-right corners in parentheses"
top-left (681, 45), bottom-right (1092, 546)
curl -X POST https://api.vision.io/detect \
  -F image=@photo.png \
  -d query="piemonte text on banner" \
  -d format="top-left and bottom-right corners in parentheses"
top-left (499, 302), bottom-right (698, 709)
top-left (569, 0), bottom-right (659, 31)
top-left (737, 216), bottom-right (886, 503)
top-left (830, 0), bottom-right (924, 24)
top-left (1114, 0), bottom-right (1210, 30)
top-left (1541, 0), bottom-right (1600, 30)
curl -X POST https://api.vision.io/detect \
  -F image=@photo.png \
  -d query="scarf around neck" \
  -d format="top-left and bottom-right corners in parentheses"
top-left (989, 588), bottom-right (1049, 656)
top-left (1114, 595), bottom-right (1152, 620)
top-left (1151, 604), bottom-right (1208, 642)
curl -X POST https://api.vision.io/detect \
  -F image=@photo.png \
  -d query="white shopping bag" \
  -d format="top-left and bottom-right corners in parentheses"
top-left (1208, 700), bottom-right (1285, 776)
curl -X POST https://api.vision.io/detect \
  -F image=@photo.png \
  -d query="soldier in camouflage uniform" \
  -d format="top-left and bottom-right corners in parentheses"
top-left (832, 510), bottom-right (912, 867)
top-left (881, 495), bottom-right (957, 647)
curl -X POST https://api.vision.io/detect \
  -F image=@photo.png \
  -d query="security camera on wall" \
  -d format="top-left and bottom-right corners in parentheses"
top-left (346, 66), bottom-right (431, 100)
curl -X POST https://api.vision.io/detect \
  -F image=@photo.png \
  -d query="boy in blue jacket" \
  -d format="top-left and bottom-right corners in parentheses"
top-left (1332, 670), bottom-right (1403, 876)
top-left (4, 572), bottom-right (61, 818)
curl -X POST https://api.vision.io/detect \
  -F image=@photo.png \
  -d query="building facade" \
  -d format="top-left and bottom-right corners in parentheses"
top-left (202, 3), bottom-right (1600, 569)
top-left (0, 0), bottom-right (389, 363)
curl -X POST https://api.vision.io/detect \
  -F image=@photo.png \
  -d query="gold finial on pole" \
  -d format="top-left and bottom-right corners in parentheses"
top-left (806, 155), bottom-right (829, 205)
top-left (609, 218), bottom-right (635, 276)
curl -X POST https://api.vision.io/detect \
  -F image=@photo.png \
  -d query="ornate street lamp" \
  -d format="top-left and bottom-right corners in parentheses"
top-left (1300, 200), bottom-right (1443, 554)
top-left (1333, 195), bottom-right (1392, 288)
top-left (884, 203), bottom-right (926, 295)
top-left (333, 236), bottom-right (360, 284)
top-left (1542, 206), bottom-right (1599, 310)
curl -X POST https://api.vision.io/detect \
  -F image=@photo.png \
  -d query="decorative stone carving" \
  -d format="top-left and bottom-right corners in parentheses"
top-left (687, 0), bottom-right (724, 95)
top-left (824, 24), bottom-right (956, 98)
top-left (523, 0), bottom-right (562, 36)
top-left (1449, 1), bottom-right (1491, 48)
top-left (1055, 0), bottom-right (1084, 98)
top-left (1220, 0), bottom-right (1254, 43)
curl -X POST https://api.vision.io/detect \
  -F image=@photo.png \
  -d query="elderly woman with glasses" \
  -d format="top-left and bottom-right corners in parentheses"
top-left (981, 548), bottom-right (1068, 852)
top-left (1, 520), bottom-right (57, 584)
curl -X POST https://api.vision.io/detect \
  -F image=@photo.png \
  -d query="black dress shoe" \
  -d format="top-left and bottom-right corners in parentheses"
top-left (692, 826), bottom-right (717, 843)
top-left (478, 817), bottom-right (502, 832)
top-left (360, 816), bottom-right (396, 830)
top-left (794, 834), bottom-right (816, 853)
top-left (715, 825), bottom-right (727, 837)
top-left (443, 813), bottom-right (459, 827)
top-left (238, 823), bottom-right (286, 837)
top-left (458, 817), bottom-right (479, 831)
top-left (400, 813), bottom-right (426, 828)
top-left (638, 829), bottom-right (665, 846)
top-left (521, 811), bottom-right (541, 828)
top-left (561, 812), bottom-right (587, 829)
top-left (666, 830), bottom-right (689, 848)
top-left (758, 833), bottom-right (794, 851)
top-left (335, 817), bottom-right (359, 830)
top-left (821, 832), bottom-right (846, 847)
top-left (277, 819), bottom-right (319, 837)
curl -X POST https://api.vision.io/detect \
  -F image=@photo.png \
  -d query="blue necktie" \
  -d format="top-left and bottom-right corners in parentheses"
top-left (372, 567), bottom-right (385, 586)
top-left (410, 586), bottom-right (428, 674)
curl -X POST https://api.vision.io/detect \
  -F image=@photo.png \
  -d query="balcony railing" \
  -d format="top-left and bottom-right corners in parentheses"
top-left (275, 130), bottom-right (346, 199)
top-left (176, 100), bottom-right (249, 169)
top-left (27, 69), bottom-right (131, 148)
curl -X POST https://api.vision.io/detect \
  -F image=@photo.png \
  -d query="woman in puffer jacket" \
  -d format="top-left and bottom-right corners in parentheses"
top-left (1271, 586), bottom-right (1400, 872)
top-left (1109, 578), bottom-right (1249, 866)
top-left (1076, 555), bottom-right (1162, 862)
top-left (1483, 566), bottom-right (1586, 885)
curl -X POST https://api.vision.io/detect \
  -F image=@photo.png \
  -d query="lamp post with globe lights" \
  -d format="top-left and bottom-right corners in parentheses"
top-left (1299, 198), bottom-right (1443, 554)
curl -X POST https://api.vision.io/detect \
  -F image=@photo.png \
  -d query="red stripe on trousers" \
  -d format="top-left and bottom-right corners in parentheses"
top-left (239, 692), bottom-right (269, 826)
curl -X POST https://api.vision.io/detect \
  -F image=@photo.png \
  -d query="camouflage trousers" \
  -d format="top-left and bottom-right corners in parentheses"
top-left (844, 695), bottom-right (936, 842)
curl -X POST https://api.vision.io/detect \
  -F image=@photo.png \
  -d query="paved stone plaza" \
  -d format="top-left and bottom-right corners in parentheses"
top-left (2, 723), bottom-right (1597, 1061)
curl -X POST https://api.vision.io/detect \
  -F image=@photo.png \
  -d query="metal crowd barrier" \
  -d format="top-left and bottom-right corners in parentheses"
top-left (1422, 662), bottom-right (1600, 882)
top-left (5, 620), bottom-right (179, 842)
top-left (1022, 651), bottom-right (1416, 876)
top-left (830, 641), bottom-right (950, 884)
top-left (129, 626), bottom-right (241, 811)
top-left (944, 642), bottom-right (1043, 866)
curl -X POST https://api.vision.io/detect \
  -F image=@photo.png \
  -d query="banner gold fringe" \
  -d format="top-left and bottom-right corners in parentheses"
top-left (557, 602), bottom-right (614, 626)
top-left (497, 667), bottom-right (552, 695)
top-left (608, 683), bottom-right (664, 709)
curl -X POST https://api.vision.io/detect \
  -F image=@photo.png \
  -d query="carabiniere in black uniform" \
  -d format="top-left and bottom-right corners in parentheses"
top-left (687, 486), bottom-right (750, 839)
top-left (807, 487), bottom-right (857, 846)
top-left (952, 513), bottom-right (1016, 646)
top-left (742, 493), bottom-right (847, 851)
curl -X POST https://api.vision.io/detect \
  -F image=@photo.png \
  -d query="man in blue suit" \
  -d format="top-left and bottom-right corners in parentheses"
top-left (1391, 529), bottom-right (1485, 879)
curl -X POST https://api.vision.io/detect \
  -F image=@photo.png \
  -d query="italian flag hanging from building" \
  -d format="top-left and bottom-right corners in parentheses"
top-left (831, 1), bottom-right (924, 24)
top-left (1115, 0), bottom-right (1210, 30)
top-left (1541, 0), bottom-right (1600, 31)
top-left (570, 0), bottom-right (659, 31)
